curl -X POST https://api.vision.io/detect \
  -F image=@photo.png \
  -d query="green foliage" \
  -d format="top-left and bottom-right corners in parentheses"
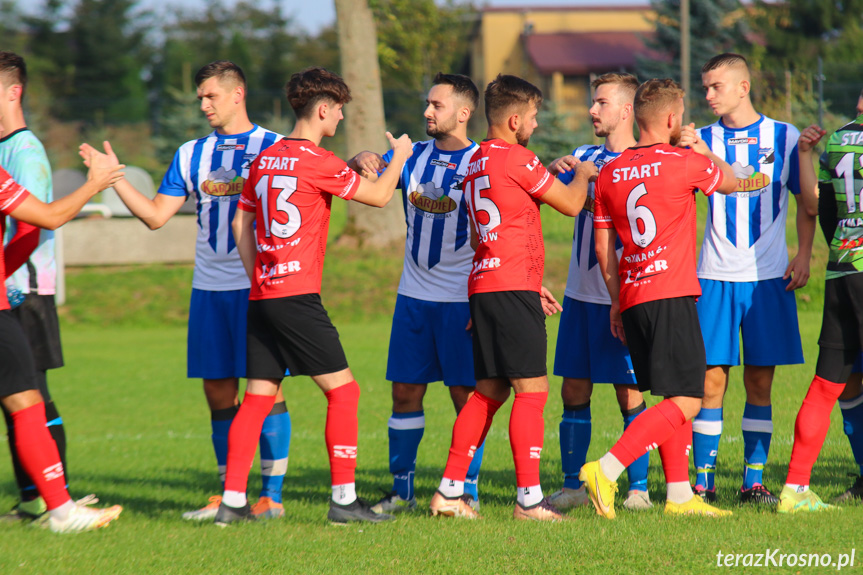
top-left (152, 86), bottom-right (212, 166)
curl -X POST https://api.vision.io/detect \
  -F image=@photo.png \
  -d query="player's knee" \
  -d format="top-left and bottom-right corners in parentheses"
top-left (561, 378), bottom-right (591, 405)
top-left (391, 382), bottom-right (425, 411)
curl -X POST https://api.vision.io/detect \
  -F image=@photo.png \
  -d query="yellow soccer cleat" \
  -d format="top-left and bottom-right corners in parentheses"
top-left (777, 486), bottom-right (835, 514)
top-left (579, 460), bottom-right (618, 519)
top-left (665, 496), bottom-right (732, 517)
top-left (429, 491), bottom-right (480, 519)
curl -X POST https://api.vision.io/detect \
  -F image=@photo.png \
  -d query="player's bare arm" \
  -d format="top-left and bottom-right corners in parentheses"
top-left (10, 142), bottom-right (124, 230)
top-left (678, 123), bottom-right (737, 195)
top-left (546, 155), bottom-right (579, 176)
top-left (595, 226), bottom-right (626, 345)
top-left (797, 124), bottom-right (827, 217)
top-left (78, 141), bottom-right (186, 230)
top-left (540, 163), bottom-right (593, 217)
top-left (347, 150), bottom-right (388, 180)
top-left (232, 208), bottom-right (257, 283)
top-left (351, 132), bottom-right (413, 207)
top-left (784, 198), bottom-right (815, 291)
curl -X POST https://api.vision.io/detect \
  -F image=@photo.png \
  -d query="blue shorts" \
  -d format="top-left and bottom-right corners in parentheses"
top-left (188, 288), bottom-right (249, 379)
top-left (553, 297), bottom-right (637, 384)
top-left (386, 295), bottom-right (475, 387)
top-left (696, 278), bottom-right (803, 367)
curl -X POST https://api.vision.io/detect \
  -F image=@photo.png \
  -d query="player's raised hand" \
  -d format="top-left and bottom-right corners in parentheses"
top-left (387, 131), bottom-right (413, 158)
top-left (798, 125), bottom-right (827, 153)
top-left (576, 160), bottom-right (599, 182)
top-left (676, 123), bottom-right (698, 149)
top-left (82, 141), bottom-right (125, 188)
top-left (540, 285), bottom-right (563, 316)
top-left (547, 155), bottom-right (579, 175)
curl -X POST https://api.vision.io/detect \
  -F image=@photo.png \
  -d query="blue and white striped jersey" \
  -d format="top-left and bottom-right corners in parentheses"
top-left (158, 124), bottom-right (282, 291)
top-left (697, 115), bottom-right (801, 281)
top-left (559, 144), bottom-right (622, 304)
top-left (383, 139), bottom-right (478, 302)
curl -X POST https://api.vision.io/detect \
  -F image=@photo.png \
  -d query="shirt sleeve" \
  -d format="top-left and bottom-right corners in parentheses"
top-left (507, 146), bottom-right (554, 198)
top-left (6, 146), bottom-right (51, 203)
top-left (317, 154), bottom-right (360, 200)
top-left (0, 166), bottom-right (31, 215)
top-left (238, 159), bottom-right (258, 213)
top-left (687, 151), bottom-right (724, 196)
top-left (593, 175), bottom-right (613, 229)
top-left (157, 148), bottom-right (190, 198)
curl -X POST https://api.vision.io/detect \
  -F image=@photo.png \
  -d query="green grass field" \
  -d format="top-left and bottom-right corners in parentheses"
top-left (1, 203), bottom-right (860, 574)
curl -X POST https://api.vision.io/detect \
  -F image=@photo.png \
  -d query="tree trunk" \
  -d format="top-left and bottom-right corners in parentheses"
top-left (334, 0), bottom-right (406, 248)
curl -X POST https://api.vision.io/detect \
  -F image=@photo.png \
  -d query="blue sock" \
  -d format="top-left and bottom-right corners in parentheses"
top-left (465, 440), bottom-right (485, 501)
top-left (741, 403), bottom-right (772, 490)
top-left (622, 402), bottom-right (649, 492)
top-left (389, 411), bottom-right (424, 501)
top-left (211, 405), bottom-right (238, 488)
top-left (259, 401), bottom-right (291, 503)
top-left (560, 403), bottom-right (591, 490)
top-left (839, 392), bottom-right (863, 476)
top-left (692, 407), bottom-right (722, 491)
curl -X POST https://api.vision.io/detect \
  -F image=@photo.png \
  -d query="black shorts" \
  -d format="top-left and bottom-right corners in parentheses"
top-left (12, 294), bottom-right (64, 371)
top-left (246, 294), bottom-right (349, 379)
top-left (819, 274), bottom-right (863, 352)
top-left (0, 310), bottom-right (38, 396)
top-left (621, 297), bottom-right (705, 398)
top-left (469, 290), bottom-right (547, 380)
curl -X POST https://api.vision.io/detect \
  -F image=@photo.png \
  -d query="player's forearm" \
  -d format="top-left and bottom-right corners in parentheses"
top-left (11, 179), bottom-right (103, 230)
top-left (361, 149), bottom-right (409, 207)
top-left (113, 179), bottom-right (171, 229)
top-left (232, 214), bottom-right (257, 282)
top-left (798, 150), bottom-right (820, 217)
top-left (795, 206), bottom-right (816, 258)
top-left (595, 229), bottom-right (621, 301)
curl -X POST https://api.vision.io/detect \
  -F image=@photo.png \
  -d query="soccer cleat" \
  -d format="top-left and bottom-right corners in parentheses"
top-left (43, 502), bottom-right (123, 534)
top-left (214, 502), bottom-right (255, 526)
top-left (468, 497), bottom-right (480, 512)
top-left (547, 486), bottom-right (589, 510)
top-left (739, 484), bottom-right (779, 505)
top-left (834, 475), bottom-right (863, 503)
top-left (623, 489), bottom-right (653, 511)
top-left (182, 495), bottom-right (222, 521)
top-left (665, 496), bottom-right (732, 517)
top-left (328, 498), bottom-right (394, 524)
top-left (777, 486), bottom-right (835, 514)
top-left (513, 498), bottom-right (567, 521)
top-left (692, 485), bottom-right (717, 503)
top-left (579, 460), bottom-right (618, 519)
top-left (429, 491), bottom-right (480, 519)
top-left (251, 496), bottom-right (284, 519)
top-left (370, 490), bottom-right (417, 515)
top-left (0, 497), bottom-right (47, 523)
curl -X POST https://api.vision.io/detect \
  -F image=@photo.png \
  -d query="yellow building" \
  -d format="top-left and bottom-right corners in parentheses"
top-left (469, 4), bottom-right (658, 129)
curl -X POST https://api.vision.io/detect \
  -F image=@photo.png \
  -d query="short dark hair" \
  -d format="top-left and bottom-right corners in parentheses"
top-left (0, 51), bottom-right (27, 97)
top-left (592, 72), bottom-right (638, 102)
top-left (195, 60), bottom-right (246, 90)
top-left (702, 53), bottom-right (749, 75)
top-left (634, 78), bottom-right (685, 127)
top-left (484, 74), bottom-right (542, 126)
top-left (285, 67), bottom-right (352, 120)
top-left (432, 72), bottom-right (479, 112)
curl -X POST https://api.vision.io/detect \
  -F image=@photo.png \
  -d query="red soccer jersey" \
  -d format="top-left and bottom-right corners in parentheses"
top-left (593, 144), bottom-right (724, 312)
top-left (464, 139), bottom-right (555, 295)
top-left (0, 165), bottom-right (31, 311)
top-left (238, 139), bottom-right (360, 300)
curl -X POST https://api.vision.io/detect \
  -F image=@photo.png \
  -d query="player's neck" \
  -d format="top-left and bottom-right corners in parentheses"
top-left (433, 131), bottom-right (471, 151)
top-left (287, 122), bottom-right (324, 147)
top-left (604, 127), bottom-right (636, 153)
top-left (0, 108), bottom-right (26, 138)
top-left (635, 127), bottom-right (669, 148)
top-left (720, 102), bottom-right (760, 129)
top-left (486, 125), bottom-right (517, 145)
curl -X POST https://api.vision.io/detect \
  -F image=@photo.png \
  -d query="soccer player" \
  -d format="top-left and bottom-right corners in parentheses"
top-left (429, 74), bottom-right (587, 522)
top-left (545, 72), bottom-right (653, 512)
top-left (777, 112), bottom-right (862, 512)
top-left (347, 73), bottom-right (487, 514)
top-left (0, 144), bottom-right (125, 533)
top-left (216, 66), bottom-right (413, 525)
top-left (691, 53), bottom-right (820, 504)
top-left (582, 78), bottom-right (738, 520)
top-left (0, 51), bottom-right (68, 523)
top-left (80, 61), bottom-right (292, 521)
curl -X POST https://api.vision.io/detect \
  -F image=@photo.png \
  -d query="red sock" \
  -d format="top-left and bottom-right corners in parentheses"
top-left (786, 376), bottom-right (845, 485)
top-left (443, 391), bottom-right (503, 481)
top-left (325, 381), bottom-right (360, 485)
top-left (610, 399), bottom-right (686, 467)
top-left (11, 403), bottom-right (70, 510)
top-left (658, 419), bottom-right (692, 484)
top-left (509, 392), bottom-right (548, 488)
top-left (224, 393), bottom-right (276, 494)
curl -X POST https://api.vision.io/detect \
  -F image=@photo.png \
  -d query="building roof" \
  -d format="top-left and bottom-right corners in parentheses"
top-left (523, 31), bottom-right (660, 76)
top-left (484, 4), bottom-right (650, 13)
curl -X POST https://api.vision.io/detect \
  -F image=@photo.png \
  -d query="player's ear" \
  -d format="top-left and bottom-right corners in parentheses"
top-left (508, 112), bottom-right (520, 134)
top-left (233, 85), bottom-right (245, 105)
top-left (459, 105), bottom-right (471, 123)
top-left (318, 101), bottom-right (329, 121)
top-left (738, 79), bottom-right (750, 99)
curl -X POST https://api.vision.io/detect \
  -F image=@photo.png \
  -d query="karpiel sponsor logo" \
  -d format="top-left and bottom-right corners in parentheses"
top-left (409, 182), bottom-right (457, 214)
top-left (202, 166), bottom-right (244, 196)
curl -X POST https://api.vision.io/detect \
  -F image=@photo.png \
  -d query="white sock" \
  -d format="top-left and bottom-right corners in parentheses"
top-left (599, 453), bottom-right (626, 482)
top-left (48, 499), bottom-right (75, 521)
top-left (332, 483), bottom-right (357, 505)
top-left (785, 483), bottom-right (808, 493)
top-left (438, 477), bottom-right (464, 498)
top-left (666, 481), bottom-right (694, 504)
top-left (518, 485), bottom-right (544, 507)
top-left (222, 490), bottom-right (247, 508)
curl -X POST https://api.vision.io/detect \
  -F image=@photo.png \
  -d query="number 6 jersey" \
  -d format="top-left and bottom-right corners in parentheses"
top-left (593, 143), bottom-right (724, 312)
top-left (238, 138), bottom-right (360, 300)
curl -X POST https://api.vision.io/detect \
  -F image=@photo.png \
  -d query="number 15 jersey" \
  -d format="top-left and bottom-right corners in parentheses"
top-left (594, 144), bottom-right (724, 312)
top-left (238, 138), bottom-right (360, 300)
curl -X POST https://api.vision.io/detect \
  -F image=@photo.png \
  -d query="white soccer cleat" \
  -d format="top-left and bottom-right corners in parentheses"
top-left (182, 495), bottom-right (222, 521)
top-left (44, 501), bottom-right (123, 534)
top-left (623, 489), bottom-right (653, 511)
top-left (548, 486), bottom-right (589, 510)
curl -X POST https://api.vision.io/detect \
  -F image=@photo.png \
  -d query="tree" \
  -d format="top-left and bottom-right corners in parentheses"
top-left (334, 0), bottom-right (405, 248)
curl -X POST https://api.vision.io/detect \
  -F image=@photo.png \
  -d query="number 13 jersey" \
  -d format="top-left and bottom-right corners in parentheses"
top-left (239, 138), bottom-right (360, 300)
top-left (593, 144), bottom-right (724, 312)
